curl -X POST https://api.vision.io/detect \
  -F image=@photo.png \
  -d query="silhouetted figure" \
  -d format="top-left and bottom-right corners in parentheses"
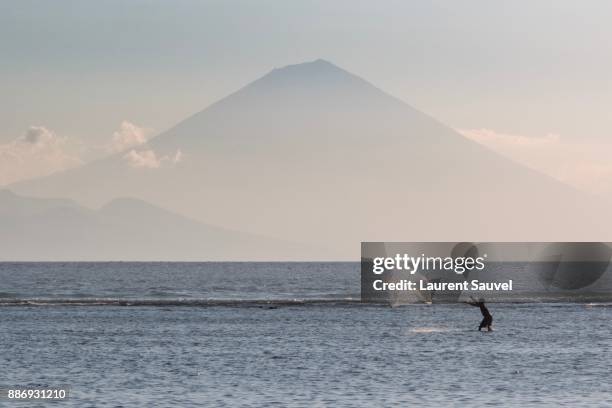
top-left (467, 297), bottom-right (493, 331)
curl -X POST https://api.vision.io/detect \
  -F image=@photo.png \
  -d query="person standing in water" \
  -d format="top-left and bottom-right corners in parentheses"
top-left (467, 297), bottom-right (493, 331)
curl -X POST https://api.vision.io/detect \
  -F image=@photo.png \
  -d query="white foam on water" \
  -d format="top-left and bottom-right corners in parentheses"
top-left (408, 327), bottom-right (450, 333)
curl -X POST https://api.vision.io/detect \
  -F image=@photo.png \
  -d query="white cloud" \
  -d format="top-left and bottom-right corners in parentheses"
top-left (123, 148), bottom-right (183, 169)
top-left (109, 121), bottom-right (150, 152)
top-left (123, 149), bottom-right (161, 169)
top-left (459, 128), bottom-right (561, 148)
top-left (458, 128), bottom-right (612, 196)
top-left (0, 126), bottom-right (82, 185)
top-left (113, 121), bottom-right (182, 170)
top-left (21, 126), bottom-right (57, 145)
top-left (0, 121), bottom-right (163, 184)
top-left (172, 149), bottom-right (183, 164)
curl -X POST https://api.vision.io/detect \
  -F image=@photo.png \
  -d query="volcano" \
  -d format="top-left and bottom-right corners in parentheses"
top-left (11, 59), bottom-right (612, 258)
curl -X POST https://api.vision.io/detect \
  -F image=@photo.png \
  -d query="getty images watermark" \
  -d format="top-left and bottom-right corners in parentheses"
top-left (361, 242), bottom-right (612, 304)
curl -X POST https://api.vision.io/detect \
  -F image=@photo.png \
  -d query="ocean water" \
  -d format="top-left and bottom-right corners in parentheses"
top-left (1, 263), bottom-right (611, 407)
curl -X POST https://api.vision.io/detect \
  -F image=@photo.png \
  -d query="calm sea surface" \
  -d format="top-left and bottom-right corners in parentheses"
top-left (1, 263), bottom-right (611, 407)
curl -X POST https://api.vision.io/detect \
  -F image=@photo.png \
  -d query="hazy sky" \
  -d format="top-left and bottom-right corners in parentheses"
top-left (2, 1), bottom-right (612, 192)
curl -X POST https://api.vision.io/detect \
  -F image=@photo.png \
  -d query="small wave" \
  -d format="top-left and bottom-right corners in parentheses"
top-left (1, 297), bottom-right (607, 308)
top-left (0, 297), bottom-right (362, 307)
top-left (585, 302), bottom-right (612, 308)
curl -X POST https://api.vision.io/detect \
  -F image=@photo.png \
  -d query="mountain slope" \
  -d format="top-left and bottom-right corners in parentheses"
top-left (10, 59), bottom-right (612, 258)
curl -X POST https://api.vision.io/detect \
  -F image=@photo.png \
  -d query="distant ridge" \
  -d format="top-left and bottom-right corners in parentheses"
top-left (0, 191), bottom-right (320, 261)
top-left (0, 189), bottom-right (80, 217)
